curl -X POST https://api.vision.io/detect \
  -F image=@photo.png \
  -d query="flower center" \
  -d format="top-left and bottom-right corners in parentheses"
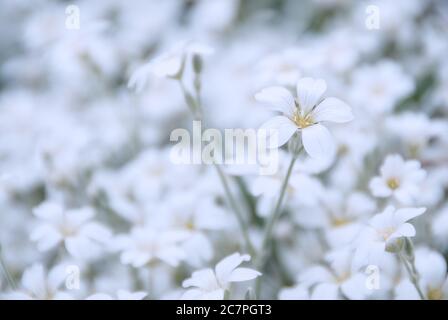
top-left (387, 178), bottom-right (400, 190)
top-left (292, 110), bottom-right (314, 129)
top-left (428, 287), bottom-right (443, 300)
top-left (378, 227), bottom-right (396, 241)
top-left (332, 217), bottom-right (351, 227)
top-left (185, 220), bottom-right (195, 230)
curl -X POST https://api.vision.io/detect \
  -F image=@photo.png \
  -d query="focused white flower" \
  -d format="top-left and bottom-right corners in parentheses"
top-left (2, 264), bottom-right (73, 300)
top-left (86, 290), bottom-right (147, 300)
top-left (182, 253), bottom-right (261, 300)
top-left (31, 202), bottom-right (111, 260)
top-left (354, 206), bottom-right (426, 267)
top-left (255, 77), bottom-right (353, 159)
top-left (115, 226), bottom-right (189, 268)
top-left (369, 154), bottom-right (426, 205)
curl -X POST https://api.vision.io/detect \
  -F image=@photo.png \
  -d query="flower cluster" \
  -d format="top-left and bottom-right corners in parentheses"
top-left (1, 0), bottom-right (448, 300)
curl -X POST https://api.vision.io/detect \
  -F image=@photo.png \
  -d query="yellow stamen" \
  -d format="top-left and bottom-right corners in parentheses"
top-left (292, 110), bottom-right (314, 129)
top-left (428, 287), bottom-right (443, 300)
top-left (332, 217), bottom-right (351, 227)
top-left (387, 178), bottom-right (400, 190)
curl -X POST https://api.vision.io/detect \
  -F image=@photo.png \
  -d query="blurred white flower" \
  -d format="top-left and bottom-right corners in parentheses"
top-left (31, 202), bottom-right (111, 260)
top-left (128, 41), bottom-right (214, 92)
top-left (255, 77), bottom-right (353, 159)
top-left (115, 226), bottom-right (189, 268)
top-left (294, 191), bottom-right (376, 248)
top-left (182, 253), bottom-right (261, 300)
top-left (350, 61), bottom-right (414, 116)
top-left (396, 247), bottom-right (448, 300)
top-left (2, 264), bottom-right (72, 300)
top-left (354, 206), bottom-right (426, 267)
top-left (157, 194), bottom-right (231, 266)
top-left (87, 290), bottom-right (147, 300)
top-left (369, 154), bottom-right (426, 205)
top-left (386, 112), bottom-right (447, 157)
top-left (304, 248), bottom-right (369, 300)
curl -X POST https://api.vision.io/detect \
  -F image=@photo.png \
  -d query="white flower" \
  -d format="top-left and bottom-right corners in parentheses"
top-left (128, 41), bottom-right (214, 92)
top-left (385, 112), bottom-right (447, 157)
top-left (298, 248), bottom-right (369, 300)
top-left (31, 202), bottom-right (111, 260)
top-left (396, 247), bottom-right (448, 300)
top-left (354, 206), bottom-right (426, 267)
top-left (157, 194), bottom-right (231, 266)
top-left (181, 253), bottom-right (261, 300)
top-left (350, 60), bottom-right (414, 116)
top-left (87, 290), bottom-right (147, 300)
top-left (369, 154), bottom-right (426, 205)
top-left (115, 226), bottom-right (189, 268)
top-left (2, 264), bottom-right (73, 300)
top-left (294, 191), bottom-right (376, 248)
top-left (255, 77), bottom-right (353, 159)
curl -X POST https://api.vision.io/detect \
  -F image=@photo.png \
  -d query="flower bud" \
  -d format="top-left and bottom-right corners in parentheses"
top-left (403, 237), bottom-right (415, 262)
top-left (192, 54), bottom-right (203, 74)
top-left (385, 238), bottom-right (404, 253)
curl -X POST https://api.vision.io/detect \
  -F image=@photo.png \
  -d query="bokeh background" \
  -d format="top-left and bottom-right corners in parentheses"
top-left (0, 0), bottom-right (448, 300)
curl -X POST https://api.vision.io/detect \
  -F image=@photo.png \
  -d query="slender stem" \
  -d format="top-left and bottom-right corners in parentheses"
top-left (0, 245), bottom-right (17, 290)
top-left (261, 155), bottom-right (298, 260)
top-left (214, 163), bottom-right (256, 256)
top-left (255, 153), bottom-right (299, 297)
top-left (176, 80), bottom-right (255, 256)
top-left (398, 251), bottom-right (425, 300)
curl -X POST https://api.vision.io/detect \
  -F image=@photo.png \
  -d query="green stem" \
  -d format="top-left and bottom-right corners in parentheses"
top-left (177, 80), bottom-right (255, 256)
top-left (214, 163), bottom-right (256, 257)
top-left (398, 251), bottom-right (426, 300)
top-left (0, 245), bottom-right (17, 290)
top-left (255, 154), bottom-right (299, 297)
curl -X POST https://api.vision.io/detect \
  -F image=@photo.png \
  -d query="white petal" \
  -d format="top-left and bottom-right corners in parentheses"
top-left (87, 293), bottom-right (113, 300)
top-left (312, 97), bottom-right (354, 123)
top-left (301, 124), bottom-right (335, 160)
top-left (33, 202), bottom-right (64, 222)
top-left (152, 55), bottom-right (183, 78)
top-left (128, 63), bottom-right (152, 93)
top-left (259, 116), bottom-right (298, 148)
top-left (47, 265), bottom-right (66, 292)
top-left (116, 290), bottom-right (147, 300)
top-left (228, 268), bottom-right (261, 282)
top-left (181, 289), bottom-right (204, 300)
top-left (390, 223), bottom-right (415, 239)
top-left (341, 274), bottom-right (367, 300)
top-left (296, 78), bottom-right (327, 114)
top-left (395, 207), bottom-right (426, 224)
top-left (215, 253), bottom-right (250, 286)
top-left (200, 289), bottom-right (225, 300)
top-left (22, 264), bottom-right (47, 298)
top-left (369, 177), bottom-right (392, 197)
top-left (182, 269), bottom-right (218, 290)
top-left (254, 87), bottom-right (296, 115)
top-left (311, 283), bottom-right (340, 300)
top-left (415, 248), bottom-right (447, 289)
